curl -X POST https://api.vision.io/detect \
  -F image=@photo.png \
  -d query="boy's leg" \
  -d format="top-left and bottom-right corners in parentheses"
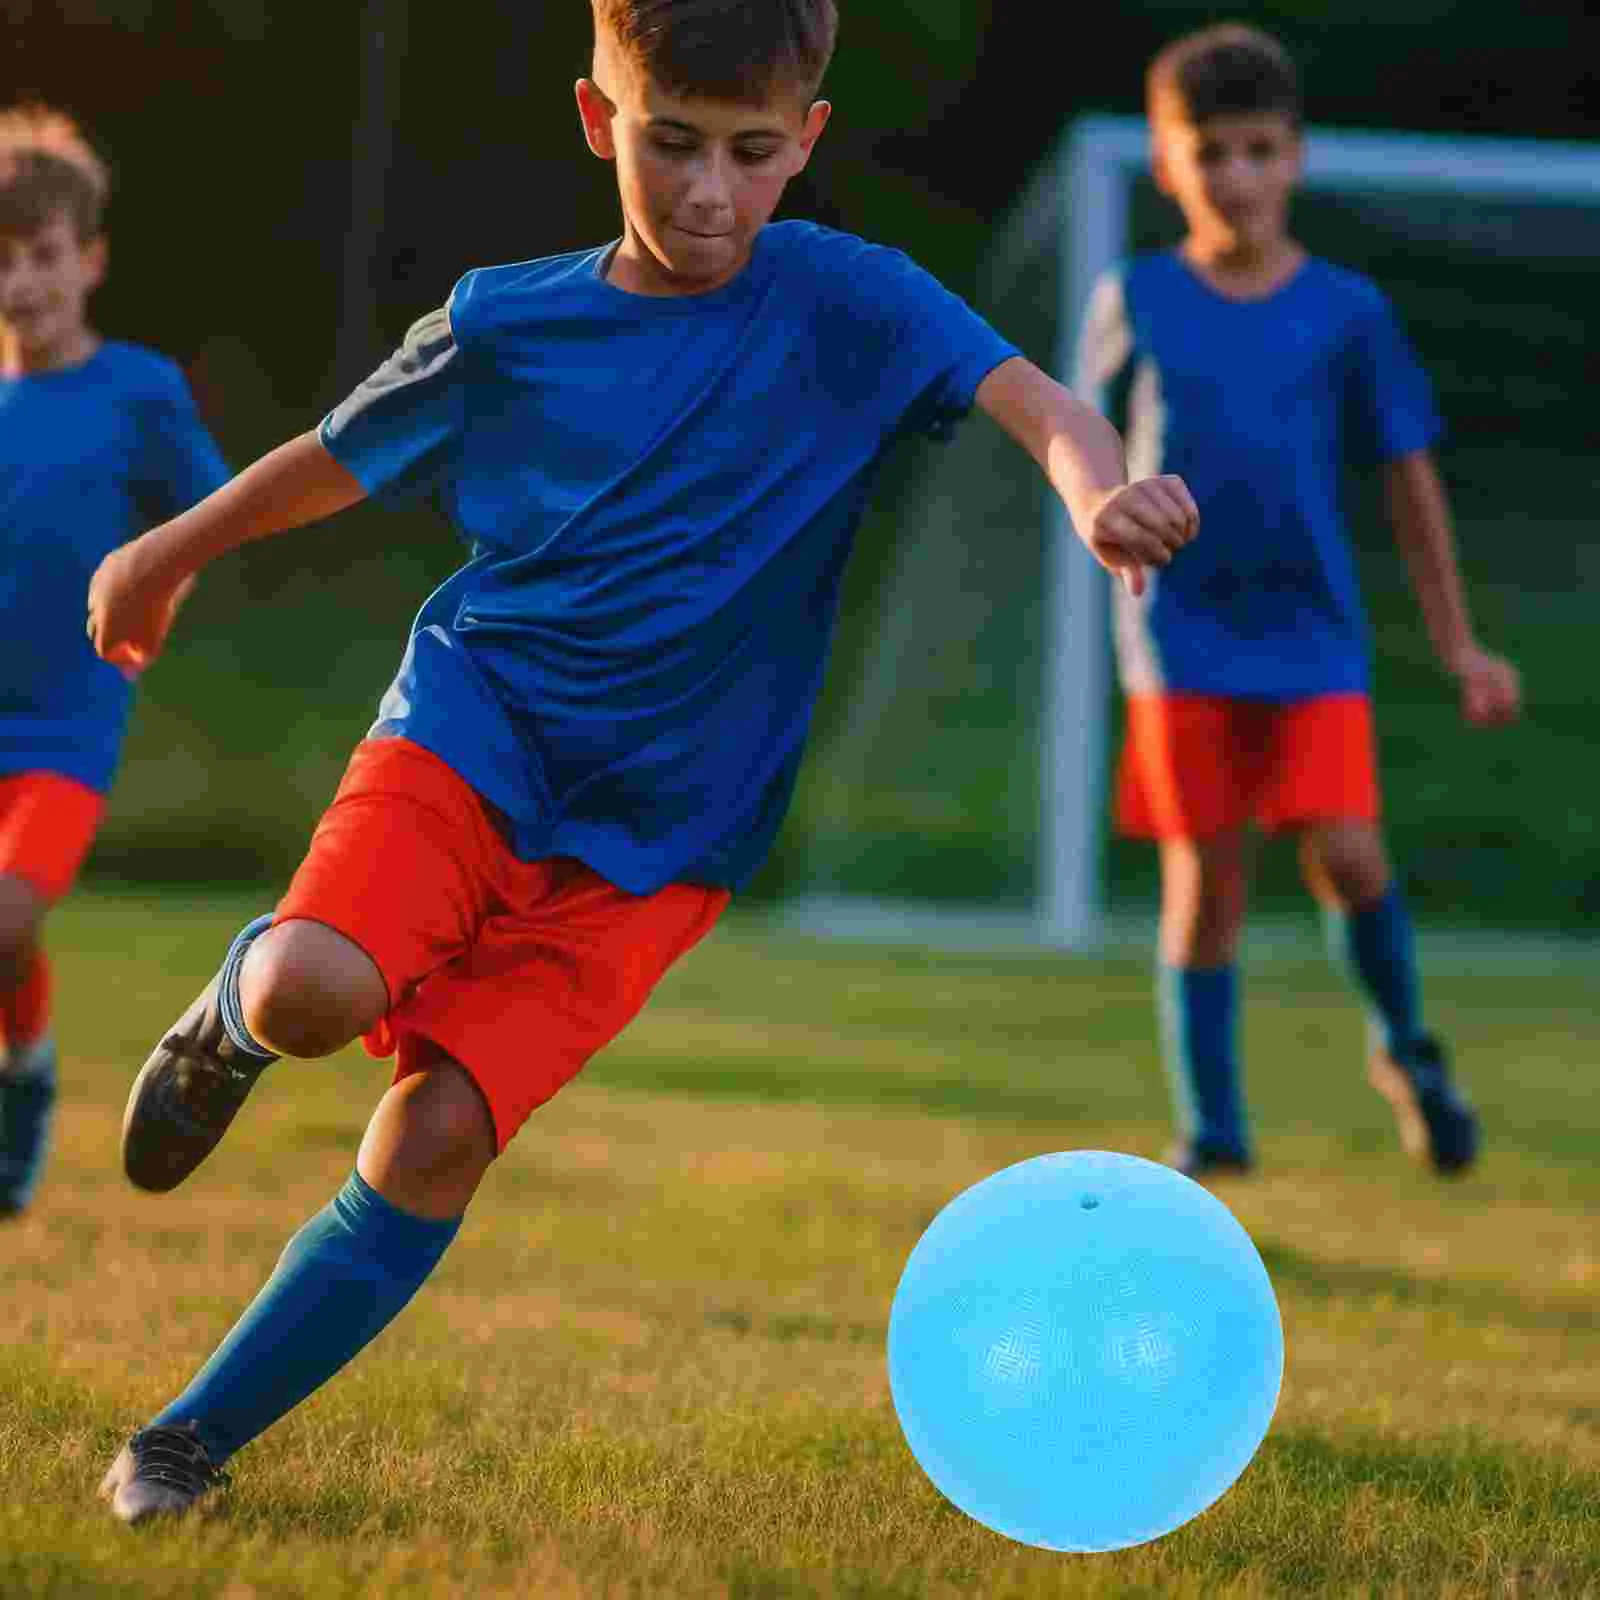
top-left (1157, 831), bottom-right (1254, 1172)
top-left (104, 738), bottom-right (498, 1521)
top-left (0, 773), bottom-right (106, 1214)
top-left (0, 875), bottom-right (52, 1215)
top-left (103, 737), bottom-right (728, 1523)
top-left (1300, 819), bottom-right (1478, 1174)
top-left (101, 1058), bottom-right (486, 1523)
top-left (1118, 697), bottom-right (1264, 1176)
top-left (1299, 820), bottom-right (1417, 1051)
top-left (1267, 695), bottom-right (1477, 1175)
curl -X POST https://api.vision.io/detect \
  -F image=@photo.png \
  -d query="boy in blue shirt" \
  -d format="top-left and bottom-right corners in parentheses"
top-left (0, 106), bottom-right (229, 1218)
top-left (88, 0), bottom-right (1199, 1522)
top-left (1077, 25), bottom-right (1521, 1182)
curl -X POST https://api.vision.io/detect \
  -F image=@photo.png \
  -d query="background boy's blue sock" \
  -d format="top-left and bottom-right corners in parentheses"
top-left (0, 1037), bottom-right (57, 1212)
top-left (1325, 882), bottom-right (1424, 1059)
top-left (1157, 964), bottom-right (1248, 1157)
top-left (151, 1171), bottom-right (460, 1463)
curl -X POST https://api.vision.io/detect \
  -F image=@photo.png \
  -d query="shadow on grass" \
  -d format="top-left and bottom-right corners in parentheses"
top-left (1273, 1427), bottom-right (1600, 1497)
top-left (1258, 1239), bottom-right (1594, 1336)
top-left (1218, 1426), bottom-right (1600, 1594)
top-left (1268, 1423), bottom-right (1600, 1522)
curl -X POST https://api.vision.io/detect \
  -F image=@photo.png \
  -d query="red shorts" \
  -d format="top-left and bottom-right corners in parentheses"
top-left (0, 771), bottom-right (107, 901)
top-left (275, 737), bottom-right (730, 1152)
top-left (1116, 692), bottom-right (1380, 841)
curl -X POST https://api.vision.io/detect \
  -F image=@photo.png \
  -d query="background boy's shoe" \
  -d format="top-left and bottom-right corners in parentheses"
top-left (0, 1039), bottom-right (58, 1216)
top-left (121, 977), bottom-right (271, 1192)
top-left (1367, 1034), bottom-right (1479, 1176)
top-left (99, 1422), bottom-right (229, 1524)
top-left (1164, 1139), bottom-right (1254, 1181)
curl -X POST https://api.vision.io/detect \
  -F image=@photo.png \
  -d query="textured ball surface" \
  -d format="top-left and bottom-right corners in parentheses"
top-left (888, 1150), bottom-right (1283, 1552)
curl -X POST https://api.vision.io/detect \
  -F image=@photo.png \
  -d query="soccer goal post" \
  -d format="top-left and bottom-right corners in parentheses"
top-left (777, 115), bottom-right (1600, 951)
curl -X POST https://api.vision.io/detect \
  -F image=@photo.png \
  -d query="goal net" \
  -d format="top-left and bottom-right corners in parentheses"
top-left (776, 116), bottom-right (1600, 948)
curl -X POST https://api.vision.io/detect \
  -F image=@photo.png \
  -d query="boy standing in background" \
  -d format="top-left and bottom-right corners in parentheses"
top-left (1077, 24), bottom-right (1521, 1180)
top-left (0, 106), bottom-right (229, 1216)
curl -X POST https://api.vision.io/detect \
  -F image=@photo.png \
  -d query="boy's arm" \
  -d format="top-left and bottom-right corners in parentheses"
top-left (87, 431), bottom-right (366, 673)
top-left (1382, 448), bottom-right (1521, 727)
top-left (975, 356), bottom-right (1197, 595)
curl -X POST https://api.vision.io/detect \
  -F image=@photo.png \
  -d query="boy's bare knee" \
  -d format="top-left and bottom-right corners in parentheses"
top-left (396, 1069), bottom-right (495, 1166)
top-left (357, 1064), bottom-right (497, 1218)
top-left (0, 878), bottom-right (43, 989)
top-left (1300, 822), bottom-right (1389, 909)
top-left (240, 919), bottom-right (387, 1058)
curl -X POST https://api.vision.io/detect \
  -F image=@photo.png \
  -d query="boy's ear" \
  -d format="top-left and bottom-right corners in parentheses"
top-left (787, 99), bottom-right (831, 176)
top-left (1148, 129), bottom-right (1175, 197)
top-left (575, 78), bottom-right (618, 161)
top-left (77, 232), bottom-right (108, 292)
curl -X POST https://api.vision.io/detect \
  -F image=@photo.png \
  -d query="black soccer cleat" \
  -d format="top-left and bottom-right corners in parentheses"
top-left (1164, 1139), bottom-right (1254, 1181)
top-left (121, 976), bottom-right (272, 1194)
top-left (1368, 1033), bottom-right (1479, 1177)
top-left (99, 1422), bottom-right (230, 1525)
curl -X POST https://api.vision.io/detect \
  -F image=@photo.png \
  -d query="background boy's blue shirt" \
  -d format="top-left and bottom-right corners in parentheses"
top-left (321, 220), bottom-right (1019, 893)
top-left (1081, 252), bottom-right (1441, 700)
top-left (0, 341), bottom-right (231, 792)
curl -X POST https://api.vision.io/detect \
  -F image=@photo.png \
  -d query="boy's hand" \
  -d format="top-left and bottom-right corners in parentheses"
top-left (86, 537), bottom-right (194, 677)
top-left (1084, 475), bottom-right (1199, 597)
top-left (1448, 642), bottom-right (1521, 728)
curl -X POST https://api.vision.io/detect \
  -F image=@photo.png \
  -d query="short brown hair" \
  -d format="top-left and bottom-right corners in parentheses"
top-left (0, 104), bottom-right (110, 240)
top-left (1146, 24), bottom-right (1301, 130)
top-left (592, 0), bottom-right (838, 106)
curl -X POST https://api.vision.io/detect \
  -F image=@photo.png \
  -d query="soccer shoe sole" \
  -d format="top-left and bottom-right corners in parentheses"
top-left (121, 978), bottom-right (270, 1193)
top-left (1366, 1050), bottom-right (1477, 1177)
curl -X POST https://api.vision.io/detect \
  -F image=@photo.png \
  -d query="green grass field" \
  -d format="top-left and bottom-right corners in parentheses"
top-left (3, 889), bottom-right (1597, 1598)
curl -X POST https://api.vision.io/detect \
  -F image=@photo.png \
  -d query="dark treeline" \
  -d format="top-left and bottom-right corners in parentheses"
top-left (5, 1), bottom-right (1594, 406)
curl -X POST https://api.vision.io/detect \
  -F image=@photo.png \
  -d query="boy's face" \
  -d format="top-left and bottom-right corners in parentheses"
top-left (0, 210), bottom-right (104, 367)
top-left (576, 53), bottom-right (830, 296)
top-left (1151, 111), bottom-right (1302, 258)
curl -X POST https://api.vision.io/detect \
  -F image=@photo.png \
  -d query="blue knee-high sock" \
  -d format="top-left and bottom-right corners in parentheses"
top-left (1326, 883), bottom-right (1424, 1058)
top-left (1157, 964), bottom-right (1248, 1158)
top-left (0, 1037), bottom-right (57, 1212)
top-left (151, 1171), bottom-right (460, 1463)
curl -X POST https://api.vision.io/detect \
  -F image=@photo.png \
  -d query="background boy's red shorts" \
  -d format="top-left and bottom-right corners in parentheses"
top-left (0, 771), bottom-right (107, 901)
top-left (1116, 692), bottom-right (1381, 841)
top-left (275, 737), bottom-right (729, 1152)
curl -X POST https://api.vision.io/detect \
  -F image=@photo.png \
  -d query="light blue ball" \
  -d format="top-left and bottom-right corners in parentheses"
top-left (888, 1150), bottom-right (1283, 1552)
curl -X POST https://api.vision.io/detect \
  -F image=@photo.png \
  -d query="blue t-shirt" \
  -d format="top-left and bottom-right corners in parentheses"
top-left (1077, 252), bottom-right (1441, 700)
top-left (0, 341), bottom-right (231, 791)
top-left (320, 221), bottom-right (1018, 893)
